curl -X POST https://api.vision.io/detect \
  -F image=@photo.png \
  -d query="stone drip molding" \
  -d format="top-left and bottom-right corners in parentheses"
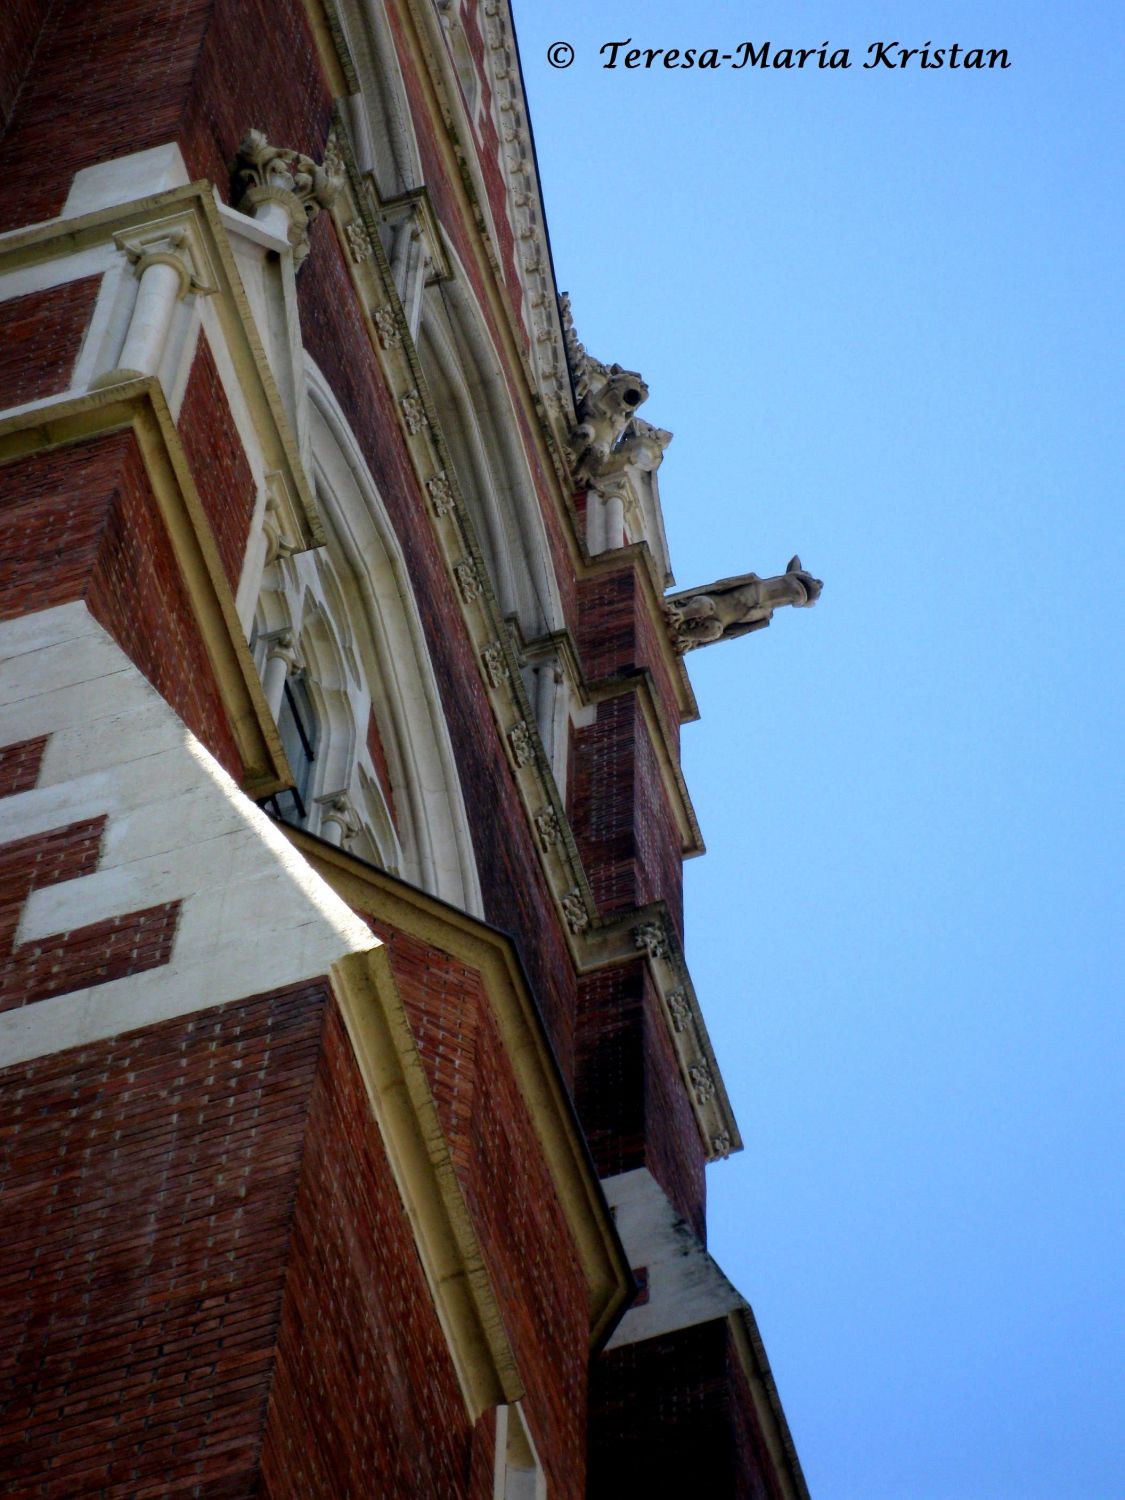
top-left (584, 901), bottom-right (741, 1163)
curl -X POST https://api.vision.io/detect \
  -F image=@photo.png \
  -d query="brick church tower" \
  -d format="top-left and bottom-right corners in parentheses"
top-left (0, 2), bottom-right (814, 1494)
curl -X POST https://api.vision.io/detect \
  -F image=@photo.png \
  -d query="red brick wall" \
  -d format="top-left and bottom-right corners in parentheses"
top-left (576, 961), bottom-right (705, 1238)
top-left (571, 693), bottom-right (684, 935)
top-left (0, 0), bottom-right (52, 131)
top-left (0, 277), bottom-right (99, 410)
top-left (177, 334), bottom-right (256, 591)
top-left (0, 0), bottom-right (332, 234)
top-left (0, 734), bottom-right (47, 796)
top-left (0, 433), bottom-right (243, 779)
top-left (372, 923), bottom-right (589, 1498)
top-left (588, 1320), bottom-right (782, 1500)
top-left (259, 1000), bottom-right (495, 1500)
top-left (0, 981), bottom-right (331, 1498)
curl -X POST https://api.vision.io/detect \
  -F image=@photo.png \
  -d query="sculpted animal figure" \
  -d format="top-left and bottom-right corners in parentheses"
top-left (664, 556), bottom-right (823, 652)
top-left (571, 364), bottom-right (649, 479)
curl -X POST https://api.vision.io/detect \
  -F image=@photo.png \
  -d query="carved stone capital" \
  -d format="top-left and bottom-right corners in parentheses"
top-left (115, 224), bottom-right (214, 298)
top-left (317, 790), bottom-right (361, 846)
top-left (234, 129), bottom-right (340, 267)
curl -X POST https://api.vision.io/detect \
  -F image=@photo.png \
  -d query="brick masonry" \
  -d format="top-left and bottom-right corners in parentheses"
top-left (0, 433), bottom-right (243, 780)
top-left (0, 980), bottom-right (507, 1498)
top-left (577, 960), bottom-right (706, 1240)
top-left (589, 1319), bottom-right (784, 1500)
top-left (369, 921), bottom-right (589, 1498)
top-left (176, 334), bottom-right (256, 593)
top-left (0, 277), bottom-right (100, 411)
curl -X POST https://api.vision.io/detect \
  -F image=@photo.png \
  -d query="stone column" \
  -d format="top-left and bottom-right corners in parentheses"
top-left (262, 630), bottom-right (300, 720)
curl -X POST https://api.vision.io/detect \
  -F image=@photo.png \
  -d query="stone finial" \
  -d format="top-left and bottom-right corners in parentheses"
top-left (664, 555), bottom-right (823, 653)
top-left (234, 129), bottom-right (340, 267)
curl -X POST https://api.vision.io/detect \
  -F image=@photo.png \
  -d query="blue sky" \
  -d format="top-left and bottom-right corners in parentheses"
top-left (514, 3), bottom-right (1124, 1495)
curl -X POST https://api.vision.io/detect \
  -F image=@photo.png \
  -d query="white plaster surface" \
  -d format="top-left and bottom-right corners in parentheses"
top-left (603, 1166), bottom-right (746, 1349)
top-left (0, 602), bottom-right (378, 1068)
top-left (62, 144), bottom-right (191, 219)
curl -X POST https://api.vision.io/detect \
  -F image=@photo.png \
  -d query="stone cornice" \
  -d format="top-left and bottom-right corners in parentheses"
top-left (287, 828), bottom-right (636, 1350)
top-left (0, 379), bottom-right (290, 798)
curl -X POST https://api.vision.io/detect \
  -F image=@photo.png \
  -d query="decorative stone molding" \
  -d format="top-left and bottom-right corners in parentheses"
top-left (454, 558), bottom-right (483, 605)
top-left (711, 1131), bottom-right (733, 1159)
top-left (562, 890), bottom-right (590, 934)
top-left (400, 389), bottom-right (428, 434)
top-left (633, 920), bottom-right (670, 962)
top-left (688, 1063), bottom-right (717, 1106)
top-left (262, 482), bottom-right (298, 567)
top-left (91, 218), bottom-right (216, 389)
top-left (346, 220), bottom-right (373, 263)
top-left (533, 807), bottom-right (561, 851)
top-left (374, 306), bottom-right (402, 350)
top-left (480, 641), bottom-right (509, 689)
top-left (317, 791), bottom-right (361, 848)
top-left (117, 224), bottom-right (214, 299)
top-left (666, 988), bottom-right (690, 1033)
top-left (664, 556), bottom-right (823, 653)
top-left (233, 129), bottom-right (340, 268)
top-left (425, 472), bottom-right (454, 515)
top-left (261, 628), bottom-right (301, 719)
top-left (507, 720), bottom-right (534, 769)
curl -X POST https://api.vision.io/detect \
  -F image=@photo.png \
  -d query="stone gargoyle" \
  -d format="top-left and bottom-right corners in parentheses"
top-left (570, 363), bottom-right (650, 481)
top-left (664, 555), bottom-right (823, 653)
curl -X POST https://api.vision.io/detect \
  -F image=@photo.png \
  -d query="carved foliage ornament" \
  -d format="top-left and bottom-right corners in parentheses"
top-left (689, 1063), bottom-right (717, 1106)
top-left (534, 806), bottom-right (561, 850)
top-left (480, 641), bottom-right (509, 688)
top-left (400, 390), bottom-right (428, 435)
top-left (234, 129), bottom-right (340, 267)
top-left (426, 472), bottom-right (454, 516)
top-left (507, 720), bottom-right (534, 768)
top-left (562, 890), bottom-right (589, 934)
top-left (634, 920), bottom-right (670, 962)
top-left (664, 555), bottom-right (823, 654)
